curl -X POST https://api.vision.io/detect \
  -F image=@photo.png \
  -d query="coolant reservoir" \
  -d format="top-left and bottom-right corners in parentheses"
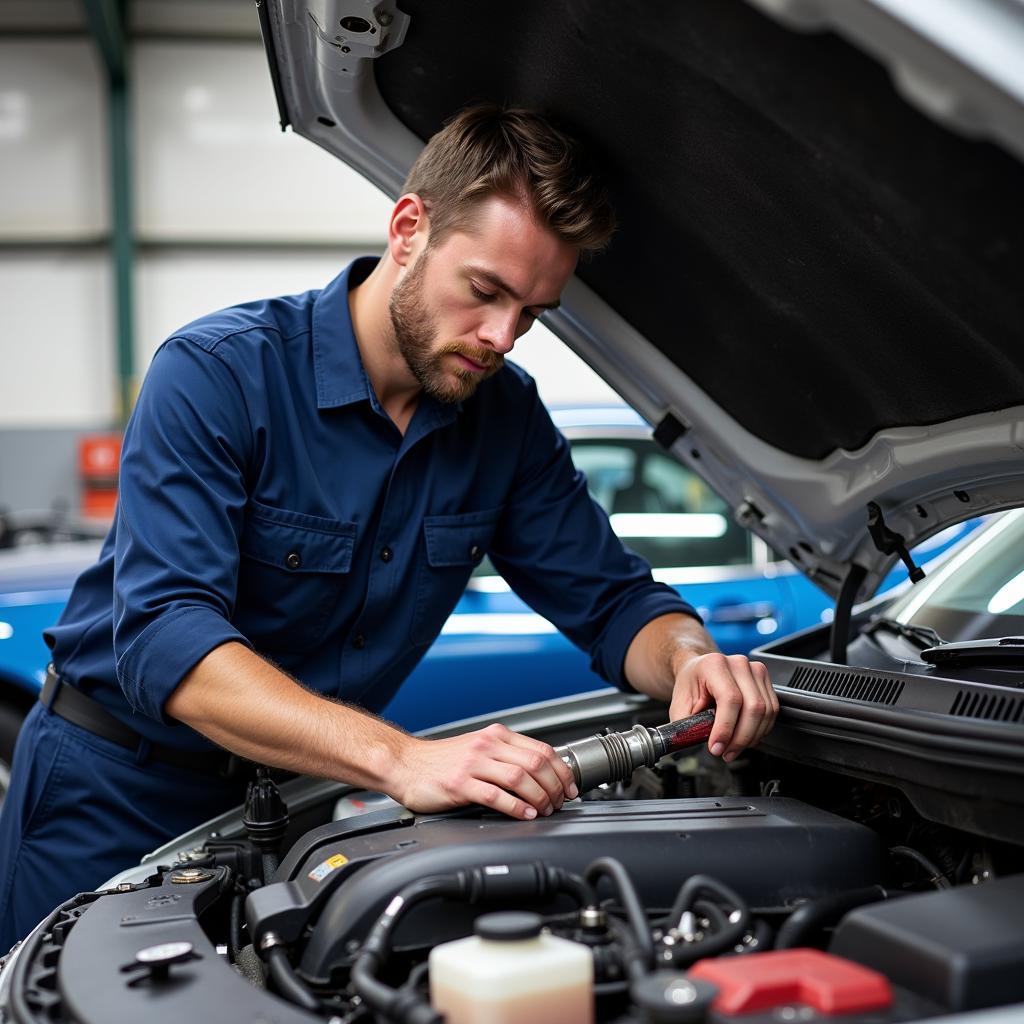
top-left (429, 911), bottom-right (594, 1024)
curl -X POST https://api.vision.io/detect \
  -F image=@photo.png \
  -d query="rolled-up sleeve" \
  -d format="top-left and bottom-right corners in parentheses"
top-left (114, 336), bottom-right (254, 721)
top-left (489, 380), bottom-right (701, 690)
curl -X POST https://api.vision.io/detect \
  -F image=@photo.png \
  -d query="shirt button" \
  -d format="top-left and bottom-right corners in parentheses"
top-left (352, 633), bottom-right (366, 650)
top-left (380, 546), bottom-right (393, 563)
top-left (285, 551), bottom-right (302, 570)
top-left (469, 543), bottom-right (481, 561)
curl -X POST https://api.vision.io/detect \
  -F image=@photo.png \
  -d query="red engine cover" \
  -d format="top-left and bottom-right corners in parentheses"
top-left (689, 948), bottom-right (893, 1015)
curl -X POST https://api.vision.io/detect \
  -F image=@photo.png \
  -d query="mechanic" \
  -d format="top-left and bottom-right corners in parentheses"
top-left (0, 105), bottom-right (777, 948)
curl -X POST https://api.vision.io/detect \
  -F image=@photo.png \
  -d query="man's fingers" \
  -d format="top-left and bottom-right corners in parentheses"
top-left (700, 654), bottom-right (743, 756)
top-left (750, 660), bottom-right (779, 747)
top-left (690, 652), bottom-right (777, 760)
top-left (720, 655), bottom-right (768, 759)
top-left (475, 754), bottom-right (558, 815)
top-left (463, 779), bottom-right (540, 821)
top-left (504, 730), bottom-right (579, 801)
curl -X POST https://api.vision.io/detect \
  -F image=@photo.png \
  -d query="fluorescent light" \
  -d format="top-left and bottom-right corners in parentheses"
top-left (609, 513), bottom-right (727, 539)
top-left (441, 613), bottom-right (557, 636)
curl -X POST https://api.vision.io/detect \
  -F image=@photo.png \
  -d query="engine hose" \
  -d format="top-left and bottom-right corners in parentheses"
top-left (556, 869), bottom-right (600, 910)
top-left (265, 945), bottom-right (321, 1013)
top-left (663, 875), bottom-right (750, 966)
top-left (606, 913), bottom-right (651, 984)
top-left (691, 898), bottom-right (728, 936)
top-left (585, 857), bottom-right (655, 970)
top-left (261, 850), bottom-right (279, 886)
top-left (775, 885), bottom-right (888, 950)
top-left (352, 863), bottom-right (594, 1024)
top-left (889, 845), bottom-right (952, 889)
top-left (665, 875), bottom-right (748, 932)
top-left (229, 892), bottom-right (245, 962)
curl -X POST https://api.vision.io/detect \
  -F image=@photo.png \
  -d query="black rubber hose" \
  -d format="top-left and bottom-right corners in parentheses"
top-left (665, 875), bottom-right (748, 933)
top-left (351, 864), bottom-right (593, 1023)
top-left (691, 898), bottom-right (728, 936)
top-left (229, 892), bottom-right (245, 962)
top-left (265, 945), bottom-right (321, 1013)
top-left (262, 850), bottom-right (279, 885)
top-left (605, 912), bottom-right (651, 984)
top-left (664, 875), bottom-right (750, 966)
top-left (774, 885), bottom-right (888, 950)
top-left (352, 953), bottom-right (442, 1024)
top-left (890, 846), bottom-right (951, 889)
top-left (554, 867), bottom-right (599, 909)
top-left (352, 874), bottom-right (461, 1023)
top-left (585, 857), bottom-right (654, 969)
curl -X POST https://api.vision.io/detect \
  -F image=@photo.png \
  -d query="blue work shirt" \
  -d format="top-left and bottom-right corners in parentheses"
top-left (46, 258), bottom-right (698, 752)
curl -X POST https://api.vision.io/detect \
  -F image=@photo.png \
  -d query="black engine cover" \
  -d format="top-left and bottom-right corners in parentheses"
top-left (270, 797), bottom-right (885, 983)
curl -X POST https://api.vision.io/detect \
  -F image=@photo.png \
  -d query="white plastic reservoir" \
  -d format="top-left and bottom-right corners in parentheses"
top-left (429, 910), bottom-right (594, 1024)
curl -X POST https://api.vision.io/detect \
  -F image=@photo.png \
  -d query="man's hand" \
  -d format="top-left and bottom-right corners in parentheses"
top-left (388, 723), bottom-right (579, 821)
top-left (168, 645), bottom-right (577, 822)
top-left (624, 613), bottom-right (779, 762)
top-left (668, 651), bottom-right (778, 762)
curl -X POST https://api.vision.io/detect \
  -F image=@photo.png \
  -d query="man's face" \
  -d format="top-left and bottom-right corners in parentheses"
top-left (389, 195), bottom-right (578, 403)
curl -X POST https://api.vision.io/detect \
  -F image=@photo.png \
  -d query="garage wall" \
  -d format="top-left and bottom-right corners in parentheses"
top-left (0, 31), bottom-right (616, 517)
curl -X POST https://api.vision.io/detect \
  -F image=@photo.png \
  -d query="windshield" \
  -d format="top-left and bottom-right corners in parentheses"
top-left (889, 509), bottom-right (1024, 643)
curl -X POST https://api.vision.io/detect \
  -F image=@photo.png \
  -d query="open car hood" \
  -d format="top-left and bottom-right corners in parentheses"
top-left (258, 0), bottom-right (1024, 601)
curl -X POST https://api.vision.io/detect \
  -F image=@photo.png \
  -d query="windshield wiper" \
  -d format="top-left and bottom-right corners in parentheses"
top-left (921, 636), bottom-right (1024, 668)
top-left (864, 617), bottom-right (946, 651)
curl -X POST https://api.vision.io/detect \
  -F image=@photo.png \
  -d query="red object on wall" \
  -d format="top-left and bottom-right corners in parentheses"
top-left (689, 948), bottom-right (893, 1016)
top-left (79, 434), bottom-right (122, 520)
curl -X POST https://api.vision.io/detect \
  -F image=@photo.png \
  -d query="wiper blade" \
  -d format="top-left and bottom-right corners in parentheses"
top-left (921, 636), bottom-right (1024, 667)
top-left (864, 617), bottom-right (946, 651)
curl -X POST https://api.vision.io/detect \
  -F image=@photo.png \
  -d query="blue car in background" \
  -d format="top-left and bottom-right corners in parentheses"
top-left (0, 540), bottom-right (102, 799)
top-left (0, 405), bottom-right (980, 799)
top-left (384, 406), bottom-right (981, 730)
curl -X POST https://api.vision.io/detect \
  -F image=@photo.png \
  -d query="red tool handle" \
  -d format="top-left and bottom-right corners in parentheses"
top-left (655, 708), bottom-right (717, 754)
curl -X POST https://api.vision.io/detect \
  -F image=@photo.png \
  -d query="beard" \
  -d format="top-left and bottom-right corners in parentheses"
top-left (388, 251), bottom-right (504, 404)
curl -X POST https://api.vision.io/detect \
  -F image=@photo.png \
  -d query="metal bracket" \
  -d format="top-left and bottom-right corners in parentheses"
top-left (866, 501), bottom-right (925, 583)
top-left (305, 1), bottom-right (411, 64)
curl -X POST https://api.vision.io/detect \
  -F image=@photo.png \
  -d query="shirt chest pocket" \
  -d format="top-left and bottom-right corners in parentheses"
top-left (237, 502), bottom-right (356, 652)
top-left (410, 507), bottom-right (502, 646)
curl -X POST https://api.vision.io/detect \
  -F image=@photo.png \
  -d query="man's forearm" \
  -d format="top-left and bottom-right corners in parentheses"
top-left (164, 640), bottom-right (578, 822)
top-left (164, 641), bottom-right (405, 790)
top-left (623, 612), bottom-right (716, 702)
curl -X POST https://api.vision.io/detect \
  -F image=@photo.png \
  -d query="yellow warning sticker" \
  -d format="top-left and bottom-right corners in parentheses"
top-left (308, 853), bottom-right (350, 883)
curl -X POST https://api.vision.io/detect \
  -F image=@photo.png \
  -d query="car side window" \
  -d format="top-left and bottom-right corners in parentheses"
top-left (569, 439), bottom-right (752, 569)
top-left (470, 435), bottom-right (753, 579)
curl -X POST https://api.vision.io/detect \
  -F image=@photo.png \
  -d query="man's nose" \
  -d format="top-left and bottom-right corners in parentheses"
top-left (477, 310), bottom-right (519, 354)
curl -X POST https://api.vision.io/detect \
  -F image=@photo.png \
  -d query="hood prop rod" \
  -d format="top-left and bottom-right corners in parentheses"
top-left (830, 563), bottom-right (867, 665)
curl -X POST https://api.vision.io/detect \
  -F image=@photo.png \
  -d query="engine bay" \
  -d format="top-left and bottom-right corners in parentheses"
top-left (5, 702), bottom-right (1024, 1024)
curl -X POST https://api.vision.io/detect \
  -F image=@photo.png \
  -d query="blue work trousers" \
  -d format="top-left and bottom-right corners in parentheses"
top-left (0, 702), bottom-right (245, 951)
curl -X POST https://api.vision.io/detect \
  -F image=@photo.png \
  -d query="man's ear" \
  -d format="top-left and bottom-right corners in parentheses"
top-left (387, 193), bottom-right (430, 268)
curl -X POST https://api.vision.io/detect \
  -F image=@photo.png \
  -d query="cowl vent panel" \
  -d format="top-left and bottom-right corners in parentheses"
top-left (788, 665), bottom-right (904, 706)
top-left (948, 689), bottom-right (1024, 723)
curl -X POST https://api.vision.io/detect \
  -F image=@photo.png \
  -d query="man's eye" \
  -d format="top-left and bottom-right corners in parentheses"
top-left (470, 283), bottom-right (495, 301)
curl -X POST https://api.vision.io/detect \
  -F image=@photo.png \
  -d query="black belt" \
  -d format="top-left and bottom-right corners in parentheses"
top-left (41, 666), bottom-right (235, 776)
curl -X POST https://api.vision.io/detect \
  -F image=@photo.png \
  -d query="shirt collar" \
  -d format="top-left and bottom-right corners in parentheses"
top-left (311, 256), bottom-right (462, 428)
top-left (312, 256), bottom-right (379, 410)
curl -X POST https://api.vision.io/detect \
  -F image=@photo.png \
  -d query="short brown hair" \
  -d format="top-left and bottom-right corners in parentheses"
top-left (401, 104), bottom-right (615, 256)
